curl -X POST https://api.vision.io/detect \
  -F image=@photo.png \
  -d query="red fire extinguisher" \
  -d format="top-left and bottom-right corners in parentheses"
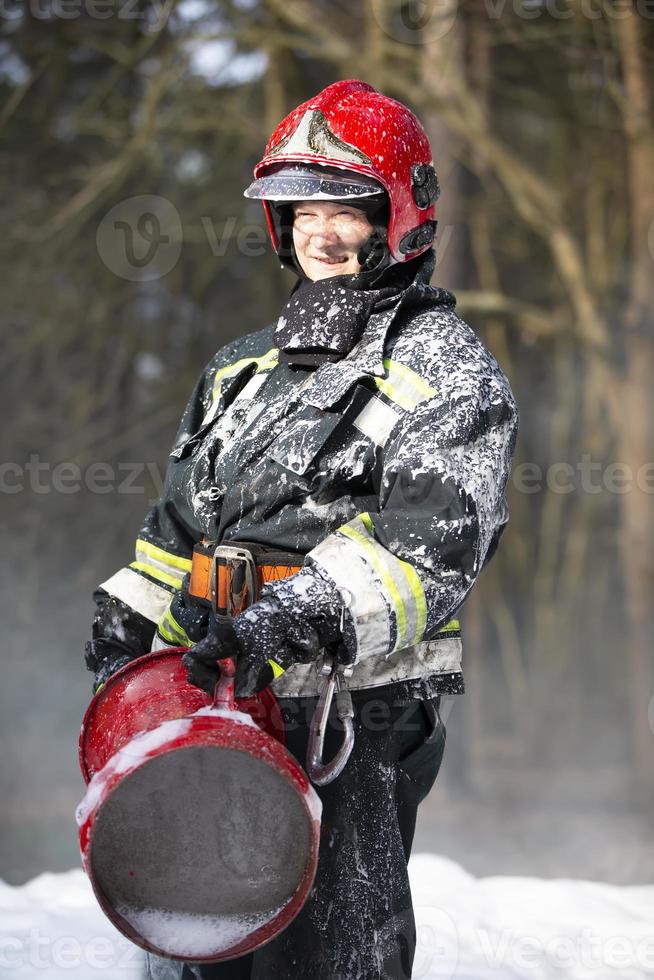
top-left (77, 648), bottom-right (321, 963)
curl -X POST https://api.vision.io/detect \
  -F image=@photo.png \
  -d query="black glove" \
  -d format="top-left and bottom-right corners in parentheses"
top-left (85, 637), bottom-right (136, 693)
top-left (182, 564), bottom-right (353, 699)
top-left (181, 616), bottom-right (241, 696)
top-left (85, 592), bottom-right (155, 693)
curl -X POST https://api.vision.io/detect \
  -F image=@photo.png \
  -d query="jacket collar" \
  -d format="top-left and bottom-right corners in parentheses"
top-left (301, 254), bottom-right (456, 409)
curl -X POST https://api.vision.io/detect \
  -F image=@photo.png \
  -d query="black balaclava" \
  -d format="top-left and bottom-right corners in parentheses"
top-left (271, 198), bottom-right (430, 365)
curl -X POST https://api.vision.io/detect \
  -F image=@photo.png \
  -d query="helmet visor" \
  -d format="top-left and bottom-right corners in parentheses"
top-left (244, 165), bottom-right (384, 202)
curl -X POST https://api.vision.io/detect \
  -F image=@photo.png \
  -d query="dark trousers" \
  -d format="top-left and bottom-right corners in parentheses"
top-left (167, 691), bottom-right (446, 980)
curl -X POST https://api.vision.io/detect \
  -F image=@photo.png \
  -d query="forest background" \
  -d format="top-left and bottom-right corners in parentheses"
top-left (1, 0), bottom-right (652, 885)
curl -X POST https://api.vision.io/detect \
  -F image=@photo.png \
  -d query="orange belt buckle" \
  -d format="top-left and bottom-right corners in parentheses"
top-left (210, 544), bottom-right (259, 618)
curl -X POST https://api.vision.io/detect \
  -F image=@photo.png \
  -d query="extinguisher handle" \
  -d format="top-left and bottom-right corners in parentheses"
top-left (213, 657), bottom-right (236, 711)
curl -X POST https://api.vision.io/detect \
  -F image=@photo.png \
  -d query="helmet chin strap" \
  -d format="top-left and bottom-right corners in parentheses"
top-left (355, 228), bottom-right (397, 283)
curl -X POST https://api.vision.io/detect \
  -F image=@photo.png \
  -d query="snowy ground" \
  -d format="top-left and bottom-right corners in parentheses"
top-left (1, 856), bottom-right (653, 980)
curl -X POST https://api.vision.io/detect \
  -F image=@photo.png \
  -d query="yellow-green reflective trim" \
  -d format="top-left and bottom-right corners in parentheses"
top-left (268, 659), bottom-right (285, 678)
top-left (339, 524), bottom-right (407, 648)
top-left (439, 619), bottom-right (460, 632)
top-left (257, 348), bottom-right (279, 370)
top-left (212, 348), bottom-right (280, 401)
top-left (397, 561), bottom-right (426, 644)
top-left (158, 607), bottom-right (191, 647)
top-left (136, 538), bottom-right (192, 574)
top-left (374, 358), bottom-right (437, 411)
top-left (373, 377), bottom-right (415, 411)
top-left (354, 512), bottom-right (455, 641)
top-left (358, 511), bottom-right (374, 533)
top-left (383, 357), bottom-right (436, 398)
top-left (130, 561), bottom-right (183, 590)
top-left (355, 512), bottom-right (425, 646)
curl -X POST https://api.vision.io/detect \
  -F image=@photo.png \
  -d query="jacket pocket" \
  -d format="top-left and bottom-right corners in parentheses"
top-left (395, 698), bottom-right (446, 806)
top-left (267, 404), bottom-right (343, 476)
top-left (267, 384), bottom-right (383, 489)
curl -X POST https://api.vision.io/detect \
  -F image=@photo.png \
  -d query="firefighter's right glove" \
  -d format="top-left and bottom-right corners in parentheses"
top-left (85, 593), bottom-right (155, 693)
top-left (85, 637), bottom-right (135, 694)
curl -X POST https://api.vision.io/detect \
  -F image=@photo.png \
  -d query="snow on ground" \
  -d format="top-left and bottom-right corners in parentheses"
top-left (0, 856), bottom-right (653, 980)
top-left (410, 855), bottom-right (654, 980)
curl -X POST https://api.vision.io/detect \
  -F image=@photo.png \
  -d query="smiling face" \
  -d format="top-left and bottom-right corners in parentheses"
top-left (291, 200), bottom-right (374, 281)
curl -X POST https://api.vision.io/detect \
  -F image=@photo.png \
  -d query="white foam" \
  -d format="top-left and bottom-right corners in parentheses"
top-left (190, 705), bottom-right (258, 727)
top-left (115, 903), bottom-right (283, 958)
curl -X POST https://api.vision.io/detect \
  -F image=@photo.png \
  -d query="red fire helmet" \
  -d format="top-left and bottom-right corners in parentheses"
top-left (244, 79), bottom-right (439, 264)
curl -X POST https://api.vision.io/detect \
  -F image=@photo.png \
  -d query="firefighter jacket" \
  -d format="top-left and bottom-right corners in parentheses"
top-left (93, 252), bottom-right (518, 698)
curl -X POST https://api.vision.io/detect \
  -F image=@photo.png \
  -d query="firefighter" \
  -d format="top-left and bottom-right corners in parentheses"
top-left (85, 80), bottom-right (518, 980)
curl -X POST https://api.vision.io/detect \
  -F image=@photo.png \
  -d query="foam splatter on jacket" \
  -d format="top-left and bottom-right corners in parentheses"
top-left (90, 251), bottom-right (518, 697)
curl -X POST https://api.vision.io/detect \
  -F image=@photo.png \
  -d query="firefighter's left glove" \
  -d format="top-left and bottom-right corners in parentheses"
top-left (234, 564), bottom-right (354, 697)
top-left (182, 599), bottom-right (294, 699)
top-left (183, 565), bottom-right (353, 699)
top-left (181, 616), bottom-right (241, 697)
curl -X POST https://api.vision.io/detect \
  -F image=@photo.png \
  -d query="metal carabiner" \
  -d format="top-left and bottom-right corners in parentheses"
top-left (306, 656), bottom-right (355, 786)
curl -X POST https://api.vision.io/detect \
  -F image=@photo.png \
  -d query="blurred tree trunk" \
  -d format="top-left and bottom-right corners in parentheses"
top-left (466, 3), bottom-right (530, 744)
top-left (420, 2), bottom-right (479, 789)
top-left (263, 44), bottom-right (288, 138)
top-left (420, 0), bottom-right (466, 290)
top-left (613, 4), bottom-right (654, 797)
